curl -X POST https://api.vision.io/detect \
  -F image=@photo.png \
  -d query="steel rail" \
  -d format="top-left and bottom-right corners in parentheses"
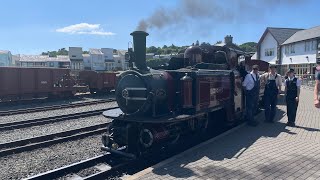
top-left (0, 98), bottom-right (115, 116)
top-left (0, 123), bottom-right (108, 149)
top-left (0, 126), bottom-right (108, 157)
top-left (23, 154), bottom-right (128, 180)
top-left (0, 106), bottom-right (118, 131)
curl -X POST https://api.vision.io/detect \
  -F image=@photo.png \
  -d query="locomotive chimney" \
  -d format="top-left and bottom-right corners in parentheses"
top-left (224, 35), bottom-right (233, 45)
top-left (130, 31), bottom-right (149, 71)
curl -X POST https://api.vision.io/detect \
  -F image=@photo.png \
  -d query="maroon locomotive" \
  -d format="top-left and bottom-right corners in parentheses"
top-left (0, 67), bottom-right (117, 102)
top-left (101, 31), bottom-right (247, 158)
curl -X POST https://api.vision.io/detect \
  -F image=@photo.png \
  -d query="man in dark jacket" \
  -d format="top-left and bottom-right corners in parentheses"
top-left (284, 68), bottom-right (301, 127)
top-left (315, 59), bottom-right (320, 108)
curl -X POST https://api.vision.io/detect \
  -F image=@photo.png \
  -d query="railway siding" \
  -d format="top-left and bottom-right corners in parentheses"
top-left (0, 101), bottom-right (117, 124)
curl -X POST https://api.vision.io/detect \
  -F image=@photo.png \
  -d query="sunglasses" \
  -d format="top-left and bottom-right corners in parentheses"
top-left (253, 68), bottom-right (258, 70)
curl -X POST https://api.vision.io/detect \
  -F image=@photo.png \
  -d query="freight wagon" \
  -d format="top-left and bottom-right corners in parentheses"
top-left (0, 67), bottom-right (117, 102)
top-left (78, 70), bottom-right (117, 94)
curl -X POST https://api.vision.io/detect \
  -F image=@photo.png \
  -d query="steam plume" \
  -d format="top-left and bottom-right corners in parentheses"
top-left (137, 0), bottom-right (304, 31)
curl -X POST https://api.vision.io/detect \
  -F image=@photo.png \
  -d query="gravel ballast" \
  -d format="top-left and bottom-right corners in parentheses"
top-left (0, 94), bottom-right (114, 112)
top-left (0, 101), bottom-right (117, 124)
top-left (0, 134), bottom-right (104, 180)
top-left (0, 115), bottom-right (112, 144)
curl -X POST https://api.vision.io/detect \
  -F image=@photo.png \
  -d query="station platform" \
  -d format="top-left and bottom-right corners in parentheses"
top-left (126, 88), bottom-right (320, 180)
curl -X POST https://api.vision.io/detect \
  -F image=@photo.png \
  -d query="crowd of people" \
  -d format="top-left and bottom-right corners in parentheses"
top-left (242, 60), bottom-right (320, 127)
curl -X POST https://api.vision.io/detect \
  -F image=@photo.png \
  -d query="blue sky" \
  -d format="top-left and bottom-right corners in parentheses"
top-left (0, 0), bottom-right (319, 55)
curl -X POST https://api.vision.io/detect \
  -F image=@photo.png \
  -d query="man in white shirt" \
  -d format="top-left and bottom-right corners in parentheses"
top-left (261, 64), bottom-right (282, 123)
top-left (284, 68), bottom-right (301, 127)
top-left (242, 65), bottom-right (260, 126)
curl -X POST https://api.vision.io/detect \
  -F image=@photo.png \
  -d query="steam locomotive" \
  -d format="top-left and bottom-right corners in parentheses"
top-left (101, 31), bottom-right (248, 158)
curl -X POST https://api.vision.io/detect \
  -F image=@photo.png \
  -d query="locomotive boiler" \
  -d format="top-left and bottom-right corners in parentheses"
top-left (101, 31), bottom-right (246, 158)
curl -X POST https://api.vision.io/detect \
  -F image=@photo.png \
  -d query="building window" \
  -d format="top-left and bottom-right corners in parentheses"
top-left (264, 48), bottom-right (275, 56)
top-left (72, 55), bottom-right (76, 57)
top-left (285, 46), bottom-right (289, 54)
top-left (305, 41), bottom-right (310, 52)
top-left (290, 44), bottom-right (295, 53)
top-left (49, 62), bottom-right (54, 67)
top-left (312, 40), bottom-right (317, 50)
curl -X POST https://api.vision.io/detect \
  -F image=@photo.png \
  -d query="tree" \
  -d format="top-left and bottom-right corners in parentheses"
top-left (147, 46), bottom-right (158, 54)
top-left (239, 42), bottom-right (257, 52)
top-left (216, 40), bottom-right (222, 44)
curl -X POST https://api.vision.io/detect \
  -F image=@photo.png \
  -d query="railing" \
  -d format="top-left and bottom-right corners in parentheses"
top-left (298, 74), bottom-right (316, 87)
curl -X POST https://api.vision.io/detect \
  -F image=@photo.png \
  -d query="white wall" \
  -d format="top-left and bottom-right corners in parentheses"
top-left (101, 48), bottom-right (113, 60)
top-left (281, 40), bottom-right (317, 65)
top-left (90, 54), bottom-right (105, 71)
top-left (260, 32), bottom-right (278, 64)
top-left (83, 55), bottom-right (91, 70)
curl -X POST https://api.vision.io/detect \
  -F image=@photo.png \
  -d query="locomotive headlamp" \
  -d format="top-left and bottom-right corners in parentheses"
top-left (112, 143), bottom-right (119, 149)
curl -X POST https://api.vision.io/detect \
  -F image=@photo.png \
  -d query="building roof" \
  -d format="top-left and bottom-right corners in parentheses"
top-left (282, 25), bottom-right (320, 45)
top-left (19, 55), bottom-right (70, 62)
top-left (258, 27), bottom-right (303, 45)
top-left (0, 50), bottom-right (10, 54)
top-left (89, 48), bottom-right (103, 55)
top-left (117, 50), bottom-right (127, 56)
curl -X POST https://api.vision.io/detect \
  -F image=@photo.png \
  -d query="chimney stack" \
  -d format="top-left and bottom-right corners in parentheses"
top-left (130, 31), bottom-right (149, 71)
top-left (224, 35), bottom-right (233, 44)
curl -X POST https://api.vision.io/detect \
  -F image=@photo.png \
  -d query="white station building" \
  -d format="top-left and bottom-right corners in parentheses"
top-left (255, 26), bottom-right (320, 76)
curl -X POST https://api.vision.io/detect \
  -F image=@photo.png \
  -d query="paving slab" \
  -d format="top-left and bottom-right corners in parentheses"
top-left (126, 88), bottom-right (320, 180)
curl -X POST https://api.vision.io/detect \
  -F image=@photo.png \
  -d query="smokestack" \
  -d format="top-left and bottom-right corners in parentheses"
top-left (224, 35), bottom-right (233, 44)
top-left (130, 31), bottom-right (149, 71)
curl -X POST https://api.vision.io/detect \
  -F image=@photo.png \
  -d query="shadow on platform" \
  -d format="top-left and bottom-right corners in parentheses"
top-left (151, 108), bottom-right (291, 179)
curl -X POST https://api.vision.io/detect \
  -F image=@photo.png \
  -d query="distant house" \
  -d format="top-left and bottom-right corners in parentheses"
top-left (101, 48), bottom-right (114, 71)
top-left (114, 50), bottom-right (129, 70)
top-left (256, 27), bottom-right (302, 65)
top-left (89, 48), bottom-right (106, 71)
top-left (68, 47), bottom-right (84, 70)
top-left (0, 50), bottom-right (12, 66)
top-left (17, 55), bottom-right (70, 68)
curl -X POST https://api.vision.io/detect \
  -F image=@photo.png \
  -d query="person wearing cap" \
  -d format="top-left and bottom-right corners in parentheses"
top-left (261, 64), bottom-right (282, 123)
top-left (242, 64), bottom-right (260, 126)
top-left (284, 68), bottom-right (301, 127)
top-left (314, 59), bottom-right (320, 108)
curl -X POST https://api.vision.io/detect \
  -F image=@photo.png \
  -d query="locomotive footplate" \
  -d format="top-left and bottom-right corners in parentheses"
top-left (103, 108), bottom-right (123, 118)
top-left (103, 108), bottom-right (207, 123)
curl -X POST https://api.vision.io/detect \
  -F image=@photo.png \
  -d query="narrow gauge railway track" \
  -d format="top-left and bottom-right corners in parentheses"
top-left (0, 123), bottom-right (110, 157)
top-left (0, 99), bottom-right (115, 116)
top-left (24, 154), bottom-right (130, 180)
top-left (0, 106), bottom-right (118, 131)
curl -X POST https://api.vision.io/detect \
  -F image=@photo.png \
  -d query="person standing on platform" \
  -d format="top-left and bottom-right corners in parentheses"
top-left (242, 65), bottom-right (260, 126)
top-left (314, 60), bottom-right (320, 108)
top-left (284, 68), bottom-right (301, 127)
top-left (261, 64), bottom-right (282, 123)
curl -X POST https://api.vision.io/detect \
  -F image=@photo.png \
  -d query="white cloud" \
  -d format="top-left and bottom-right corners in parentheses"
top-left (56, 23), bottom-right (115, 36)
